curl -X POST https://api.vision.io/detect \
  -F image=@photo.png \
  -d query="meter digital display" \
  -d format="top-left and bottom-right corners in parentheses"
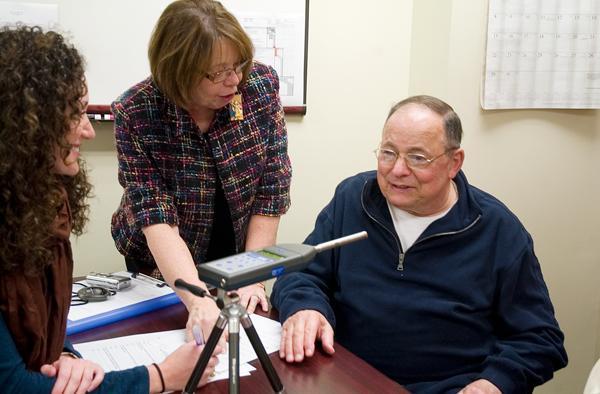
top-left (257, 249), bottom-right (285, 260)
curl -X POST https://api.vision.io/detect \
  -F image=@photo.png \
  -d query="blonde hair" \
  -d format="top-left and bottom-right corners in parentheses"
top-left (148, 0), bottom-right (254, 108)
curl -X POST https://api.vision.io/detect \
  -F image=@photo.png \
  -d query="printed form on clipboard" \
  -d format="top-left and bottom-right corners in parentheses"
top-left (67, 271), bottom-right (181, 335)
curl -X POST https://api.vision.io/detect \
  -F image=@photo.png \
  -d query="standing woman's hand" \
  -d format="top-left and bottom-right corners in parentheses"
top-left (185, 298), bottom-right (227, 349)
top-left (40, 354), bottom-right (104, 394)
top-left (141, 223), bottom-right (227, 347)
top-left (236, 283), bottom-right (269, 313)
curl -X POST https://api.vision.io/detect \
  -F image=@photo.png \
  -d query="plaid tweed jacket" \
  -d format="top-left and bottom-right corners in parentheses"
top-left (111, 62), bottom-right (292, 269)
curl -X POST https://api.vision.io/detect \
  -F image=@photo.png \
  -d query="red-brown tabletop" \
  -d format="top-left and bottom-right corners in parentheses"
top-left (68, 302), bottom-right (408, 393)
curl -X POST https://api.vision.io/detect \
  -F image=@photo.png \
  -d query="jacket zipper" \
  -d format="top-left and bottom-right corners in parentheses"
top-left (361, 187), bottom-right (482, 272)
top-left (414, 215), bottom-right (482, 245)
top-left (388, 216), bottom-right (481, 271)
top-left (398, 252), bottom-right (405, 271)
top-left (361, 197), bottom-right (405, 270)
top-left (400, 215), bottom-right (482, 271)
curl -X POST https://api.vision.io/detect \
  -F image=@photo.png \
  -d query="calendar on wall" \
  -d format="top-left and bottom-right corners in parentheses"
top-left (482, 0), bottom-right (600, 109)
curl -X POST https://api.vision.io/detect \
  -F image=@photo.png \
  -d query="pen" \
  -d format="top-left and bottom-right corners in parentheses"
top-left (192, 326), bottom-right (215, 377)
top-left (192, 325), bottom-right (205, 346)
top-left (130, 272), bottom-right (167, 287)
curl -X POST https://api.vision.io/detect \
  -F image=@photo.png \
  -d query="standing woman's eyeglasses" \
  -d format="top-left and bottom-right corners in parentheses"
top-left (205, 60), bottom-right (249, 83)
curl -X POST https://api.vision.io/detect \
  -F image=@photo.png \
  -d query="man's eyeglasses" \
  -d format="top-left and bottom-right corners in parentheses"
top-left (374, 147), bottom-right (456, 169)
top-left (205, 60), bottom-right (249, 83)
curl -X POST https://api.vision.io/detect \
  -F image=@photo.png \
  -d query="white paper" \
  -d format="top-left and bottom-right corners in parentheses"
top-left (483, 0), bottom-right (600, 109)
top-left (74, 314), bottom-right (282, 383)
top-left (236, 13), bottom-right (306, 106)
top-left (222, 0), bottom-right (307, 107)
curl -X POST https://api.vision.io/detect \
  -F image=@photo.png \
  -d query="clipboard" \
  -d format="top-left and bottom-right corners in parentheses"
top-left (67, 271), bottom-right (181, 335)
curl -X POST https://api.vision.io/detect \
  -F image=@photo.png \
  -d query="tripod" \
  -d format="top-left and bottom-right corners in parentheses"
top-left (175, 280), bottom-right (284, 394)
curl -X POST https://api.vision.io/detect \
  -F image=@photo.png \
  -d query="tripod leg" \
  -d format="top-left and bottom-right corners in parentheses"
top-left (228, 318), bottom-right (240, 394)
top-left (182, 314), bottom-right (227, 394)
top-left (241, 313), bottom-right (284, 393)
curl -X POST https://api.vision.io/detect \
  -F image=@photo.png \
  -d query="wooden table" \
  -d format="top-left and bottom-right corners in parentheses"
top-left (69, 303), bottom-right (408, 393)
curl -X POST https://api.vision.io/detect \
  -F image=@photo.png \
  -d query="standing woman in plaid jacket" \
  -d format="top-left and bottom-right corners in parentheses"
top-left (111, 0), bottom-right (292, 343)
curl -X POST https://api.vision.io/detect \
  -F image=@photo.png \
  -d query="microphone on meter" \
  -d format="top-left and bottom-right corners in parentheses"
top-left (173, 279), bottom-right (224, 308)
top-left (192, 231), bottom-right (368, 291)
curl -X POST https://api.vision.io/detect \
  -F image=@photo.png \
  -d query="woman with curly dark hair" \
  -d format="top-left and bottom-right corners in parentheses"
top-left (0, 26), bottom-right (219, 393)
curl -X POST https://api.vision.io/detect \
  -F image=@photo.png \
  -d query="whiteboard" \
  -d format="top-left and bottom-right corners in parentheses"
top-left (1, 0), bottom-right (308, 112)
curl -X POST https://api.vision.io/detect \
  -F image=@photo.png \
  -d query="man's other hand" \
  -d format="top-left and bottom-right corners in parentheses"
top-left (279, 310), bottom-right (334, 362)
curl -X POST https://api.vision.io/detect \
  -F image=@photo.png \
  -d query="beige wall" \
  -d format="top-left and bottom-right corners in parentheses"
top-left (74, 0), bottom-right (599, 392)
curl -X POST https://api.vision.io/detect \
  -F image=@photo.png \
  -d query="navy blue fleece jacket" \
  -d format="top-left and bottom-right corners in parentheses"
top-left (271, 170), bottom-right (567, 393)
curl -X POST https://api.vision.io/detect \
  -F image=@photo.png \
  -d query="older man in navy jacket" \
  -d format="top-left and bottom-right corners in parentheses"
top-left (271, 95), bottom-right (567, 394)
